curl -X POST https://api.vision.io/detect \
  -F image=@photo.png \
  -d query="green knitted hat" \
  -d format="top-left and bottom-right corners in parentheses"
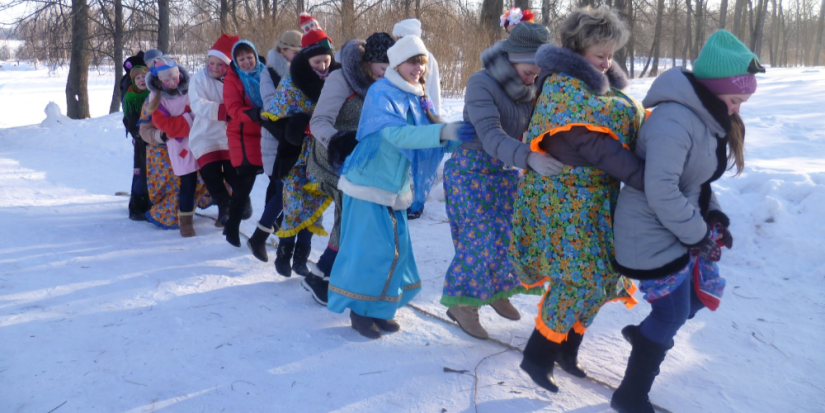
top-left (693, 30), bottom-right (764, 79)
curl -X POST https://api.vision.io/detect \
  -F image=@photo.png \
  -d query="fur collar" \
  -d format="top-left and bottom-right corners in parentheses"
top-left (290, 52), bottom-right (342, 102)
top-left (535, 44), bottom-right (628, 95)
top-left (146, 66), bottom-right (191, 98)
top-left (266, 49), bottom-right (290, 78)
top-left (482, 41), bottom-right (535, 103)
top-left (384, 68), bottom-right (424, 96)
top-left (340, 39), bottom-right (374, 98)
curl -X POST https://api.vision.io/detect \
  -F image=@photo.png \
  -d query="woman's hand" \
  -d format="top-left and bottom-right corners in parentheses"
top-left (440, 121), bottom-right (477, 142)
top-left (527, 152), bottom-right (565, 176)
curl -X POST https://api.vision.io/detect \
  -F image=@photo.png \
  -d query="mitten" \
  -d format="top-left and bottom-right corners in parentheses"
top-left (689, 237), bottom-right (722, 262)
top-left (243, 107), bottom-right (263, 123)
top-left (706, 210), bottom-right (733, 249)
top-left (527, 152), bottom-right (565, 176)
top-left (440, 121), bottom-right (477, 142)
top-left (285, 113), bottom-right (312, 147)
top-left (327, 130), bottom-right (358, 169)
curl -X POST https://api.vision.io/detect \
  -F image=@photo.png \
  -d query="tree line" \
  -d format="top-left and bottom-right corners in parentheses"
top-left (2, 0), bottom-right (824, 119)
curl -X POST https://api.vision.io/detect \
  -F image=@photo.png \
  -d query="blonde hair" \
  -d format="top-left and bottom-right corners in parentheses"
top-left (560, 6), bottom-right (630, 54)
top-left (147, 91), bottom-right (162, 113)
top-left (404, 54), bottom-right (442, 124)
top-left (727, 112), bottom-right (745, 175)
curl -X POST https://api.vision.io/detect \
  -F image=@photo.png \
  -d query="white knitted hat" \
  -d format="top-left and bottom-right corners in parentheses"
top-left (392, 19), bottom-right (422, 38)
top-left (387, 35), bottom-right (429, 69)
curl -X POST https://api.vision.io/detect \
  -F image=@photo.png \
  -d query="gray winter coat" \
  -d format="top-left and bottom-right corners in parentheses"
top-left (613, 67), bottom-right (732, 279)
top-left (461, 41), bottom-right (536, 169)
top-left (260, 50), bottom-right (290, 176)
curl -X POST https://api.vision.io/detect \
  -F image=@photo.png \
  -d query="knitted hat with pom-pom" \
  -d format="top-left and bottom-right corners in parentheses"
top-left (300, 13), bottom-right (333, 59)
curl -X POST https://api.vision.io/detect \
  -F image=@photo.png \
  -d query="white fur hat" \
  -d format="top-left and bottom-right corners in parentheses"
top-left (392, 19), bottom-right (422, 38)
top-left (387, 35), bottom-right (429, 69)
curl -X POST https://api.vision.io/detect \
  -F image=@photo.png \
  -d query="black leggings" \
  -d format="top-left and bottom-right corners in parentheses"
top-left (230, 165), bottom-right (261, 207)
top-left (200, 160), bottom-right (237, 204)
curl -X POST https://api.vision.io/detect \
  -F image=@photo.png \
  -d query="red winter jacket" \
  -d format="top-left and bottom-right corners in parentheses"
top-left (223, 65), bottom-right (263, 167)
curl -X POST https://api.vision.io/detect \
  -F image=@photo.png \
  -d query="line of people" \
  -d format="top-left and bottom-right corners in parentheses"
top-left (120, 6), bottom-right (761, 413)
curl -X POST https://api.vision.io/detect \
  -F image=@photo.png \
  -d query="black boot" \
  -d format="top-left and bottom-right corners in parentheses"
top-left (350, 311), bottom-right (381, 339)
top-left (610, 326), bottom-right (673, 413)
top-left (216, 200), bottom-right (230, 227)
top-left (520, 329), bottom-right (560, 393)
top-left (301, 271), bottom-right (329, 306)
top-left (291, 243), bottom-right (312, 277)
top-left (128, 195), bottom-right (149, 221)
top-left (242, 196), bottom-right (253, 220)
top-left (557, 328), bottom-right (587, 378)
top-left (274, 241), bottom-right (295, 277)
top-left (222, 198), bottom-right (245, 247)
top-left (246, 223), bottom-right (273, 262)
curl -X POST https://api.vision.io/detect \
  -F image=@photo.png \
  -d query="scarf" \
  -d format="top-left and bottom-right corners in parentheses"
top-left (123, 84), bottom-right (150, 116)
top-left (313, 68), bottom-right (331, 80)
top-left (237, 62), bottom-right (265, 108)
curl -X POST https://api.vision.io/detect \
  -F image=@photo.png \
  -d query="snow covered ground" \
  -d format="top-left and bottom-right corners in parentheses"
top-left (1, 63), bottom-right (824, 413)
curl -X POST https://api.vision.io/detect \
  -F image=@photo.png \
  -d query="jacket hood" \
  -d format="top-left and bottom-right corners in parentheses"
top-left (340, 39), bottom-right (374, 98)
top-left (643, 67), bottom-right (731, 137)
top-left (146, 65), bottom-right (191, 98)
top-left (266, 48), bottom-right (290, 78)
top-left (481, 41), bottom-right (536, 103)
top-left (535, 44), bottom-right (628, 94)
top-left (290, 51), bottom-right (343, 102)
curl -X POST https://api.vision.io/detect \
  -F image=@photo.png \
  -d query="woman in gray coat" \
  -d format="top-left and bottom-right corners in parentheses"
top-left (611, 30), bottom-right (760, 413)
top-left (441, 23), bottom-right (562, 340)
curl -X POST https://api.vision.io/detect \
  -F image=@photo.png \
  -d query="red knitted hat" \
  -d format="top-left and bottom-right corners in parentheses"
top-left (208, 33), bottom-right (240, 64)
top-left (299, 12), bottom-right (332, 49)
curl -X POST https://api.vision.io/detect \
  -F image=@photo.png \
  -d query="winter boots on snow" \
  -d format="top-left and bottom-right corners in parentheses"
top-left (303, 262), bottom-right (329, 306)
top-left (349, 311), bottom-right (400, 339)
top-left (291, 243), bottom-right (312, 277)
top-left (610, 325), bottom-right (673, 413)
top-left (490, 298), bottom-right (521, 320)
top-left (274, 242), bottom-right (295, 276)
top-left (520, 328), bottom-right (561, 393)
top-left (447, 305), bottom-right (489, 340)
top-left (247, 223), bottom-right (274, 262)
top-left (242, 196), bottom-right (253, 220)
top-left (128, 194), bottom-right (150, 221)
top-left (223, 198), bottom-right (246, 247)
top-left (558, 328), bottom-right (587, 378)
top-left (178, 211), bottom-right (195, 237)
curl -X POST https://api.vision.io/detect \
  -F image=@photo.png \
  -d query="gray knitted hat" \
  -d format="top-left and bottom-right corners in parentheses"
top-left (502, 22), bottom-right (551, 63)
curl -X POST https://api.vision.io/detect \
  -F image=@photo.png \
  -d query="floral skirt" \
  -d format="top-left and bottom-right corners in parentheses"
top-left (145, 144), bottom-right (213, 229)
top-left (509, 166), bottom-right (636, 342)
top-left (440, 147), bottom-right (540, 307)
top-left (275, 139), bottom-right (332, 238)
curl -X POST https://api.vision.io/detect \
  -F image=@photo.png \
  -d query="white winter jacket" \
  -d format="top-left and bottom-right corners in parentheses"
top-left (188, 67), bottom-right (229, 161)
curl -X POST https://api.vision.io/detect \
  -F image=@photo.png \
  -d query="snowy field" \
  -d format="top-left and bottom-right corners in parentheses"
top-left (1, 62), bottom-right (824, 412)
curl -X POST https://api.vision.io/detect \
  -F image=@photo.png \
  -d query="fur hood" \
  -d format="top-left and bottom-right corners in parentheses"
top-left (481, 41), bottom-right (535, 104)
top-left (146, 65), bottom-right (191, 98)
top-left (340, 39), bottom-right (374, 98)
top-left (535, 44), bottom-right (628, 95)
top-left (290, 52), bottom-right (343, 102)
top-left (266, 49), bottom-right (290, 78)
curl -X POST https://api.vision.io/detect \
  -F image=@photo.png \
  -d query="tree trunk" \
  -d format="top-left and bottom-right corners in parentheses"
top-left (109, 0), bottom-right (123, 114)
top-left (514, 0), bottom-right (531, 8)
top-left (692, 0), bottom-right (704, 61)
top-left (671, 0), bottom-right (678, 67)
top-left (684, 0), bottom-right (693, 67)
top-left (613, 0), bottom-right (630, 74)
top-left (480, 0), bottom-right (504, 45)
top-left (262, 0), bottom-right (270, 18)
top-left (733, 0), bottom-right (748, 38)
top-left (296, 0), bottom-right (305, 15)
top-left (650, 0), bottom-right (667, 76)
top-left (751, 0), bottom-right (768, 57)
top-left (157, 0), bottom-right (169, 52)
top-left (541, 0), bottom-right (551, 25)
top-left (720, 0), bottom-right (729, 28)
top-left (639, 41), bottom-right (657, 77)
top-left (814, 0), bottom-right (825, 64)
top-left (341, 0), bottom-right (355, 43)
top-left (67, 0), bottom-right (91, 119)
top-left (404, 0), bottom-right (412, 18)
top-left (220, 0), bottom-right (229, 33)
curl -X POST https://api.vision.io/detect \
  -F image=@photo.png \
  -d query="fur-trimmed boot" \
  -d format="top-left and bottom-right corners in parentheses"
top-left (247, 223), bottom-right (273, 262)
top-left (178, 211), bottom-right (196, 237)
top-left (557, 328), bottom-right (587, 378)
top-left (128, 194), bottom-right (150, 221)
top-left (520, 328), bottom-right (561, 393)
top-left (610, 326), bottom-right (673, 413)
top-left (274, 241), bottom-right (295, 277)
top-left (350, 311), bottom-right (381, 339)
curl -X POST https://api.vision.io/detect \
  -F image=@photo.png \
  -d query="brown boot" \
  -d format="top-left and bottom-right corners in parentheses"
top-left (490, 298), bottom-right (521, 320)
top-left (178, 211), bottom-right (196, 237)
top-left (446, 304), bottom-right (489, 340)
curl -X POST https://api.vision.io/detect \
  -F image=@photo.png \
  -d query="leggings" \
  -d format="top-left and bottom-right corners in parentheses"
top-left (199, 160), bottom-right (236, 205)
top-left (178, 172), bottom-right (198, 213)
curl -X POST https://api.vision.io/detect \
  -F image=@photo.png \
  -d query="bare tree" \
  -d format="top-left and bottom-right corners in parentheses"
top-left (67, 0), bottom-right (91, 119)
top-left (108, 0), bottom-right (124, 113)
top-left (720, 0), bottom-right (729, 27)
top-left (814, 0), bottom-right (825, 64)
top-left (158, 0), bottom-right (170, 52)
top-left (650, 0), bottom-right (667, 75)
top-left (481, 0), bottom-right (504, 44)
top-left (514, 0), bottom-right (531, 8)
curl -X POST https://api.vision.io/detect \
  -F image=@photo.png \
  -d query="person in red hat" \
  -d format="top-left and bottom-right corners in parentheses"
top-left (189, 33), bottom-right (241, 228)
top-left (256, 12), bottom-right (340, 292)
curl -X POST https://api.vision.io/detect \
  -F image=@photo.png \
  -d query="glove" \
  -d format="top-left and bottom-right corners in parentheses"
top-left (706, 210), bottom-right (733, 249)
top-left (527, 152), bottom-right (565, 177)
top-left (440, 121), bottom-right (477, 142)
top-left (689, 236), bottom-right (722, 262)
top-left (285, 113), bottom-right (312, 147)
top-left (243, 107), bottom-right (263, 123)
top-left (261, 111), bottom-right (280, 122)
top-left (327, 130), bottom-right (358, 168)
top-left (160, 132), bottom-right (168, 143)
top-left (261, 118), bottom-right (288, 139)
